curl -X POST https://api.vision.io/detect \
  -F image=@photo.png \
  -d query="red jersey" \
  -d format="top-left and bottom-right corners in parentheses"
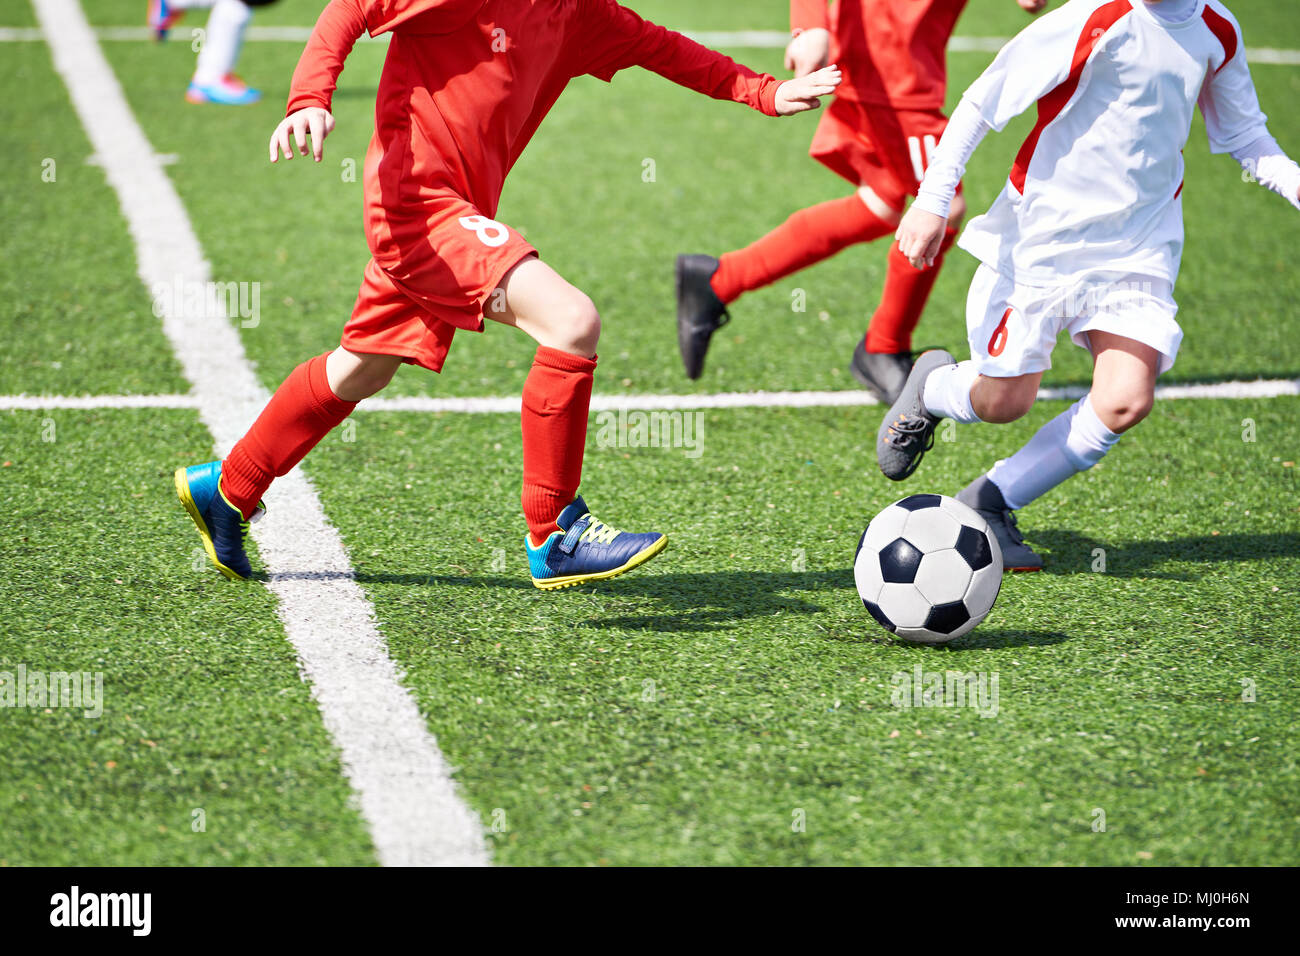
top-left (790, 0), bottom-right (967, 110)
top-left (287, 0), bottom-right (781, 267)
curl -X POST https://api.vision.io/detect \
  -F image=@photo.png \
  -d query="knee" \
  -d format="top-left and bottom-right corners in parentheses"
top-left (1090, 391), bottom-right (1153, 433)
top-left (552, 291), bottom-right (601, 355)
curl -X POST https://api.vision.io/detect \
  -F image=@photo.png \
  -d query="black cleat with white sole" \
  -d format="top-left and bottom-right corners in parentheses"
top-left (849, 340), bottom-right (913, 405)
top-left (956, 474), bottom-right (1044, 571)
top-left (675, 254), bottom-right (730, 380)
top-left (876, 348), bottom-right (954, 481)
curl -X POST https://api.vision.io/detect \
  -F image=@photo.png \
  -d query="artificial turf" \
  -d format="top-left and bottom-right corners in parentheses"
top-left (82, 0), bottom-right (1300, 398)
top-left (3, 0), bottom-right (1298, 866)
top-left (302, 398), bottom-right (1300, 864)
top-left (0, 409), bottom-right (374, 865)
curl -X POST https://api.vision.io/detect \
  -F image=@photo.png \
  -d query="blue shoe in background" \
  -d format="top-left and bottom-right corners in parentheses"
top-left (185, 74), bottom-right (262, 106)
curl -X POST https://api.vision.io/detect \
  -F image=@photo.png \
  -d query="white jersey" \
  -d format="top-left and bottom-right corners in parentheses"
top-left (957, 0), bottom-right (1268, 286)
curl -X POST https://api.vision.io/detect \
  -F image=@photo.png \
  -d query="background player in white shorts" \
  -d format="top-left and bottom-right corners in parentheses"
top-left (875, 0), bottom-right (1300, 570)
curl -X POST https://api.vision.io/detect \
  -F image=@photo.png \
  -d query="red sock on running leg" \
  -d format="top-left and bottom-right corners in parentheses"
top-left (709, 194), bottom-right (894, 304)
top-left (521, 346), bottom-right (596, 546)
top-left (864, 226), bottom-right (959, 354)
top-left (220, 352), bottom-right (358, 519)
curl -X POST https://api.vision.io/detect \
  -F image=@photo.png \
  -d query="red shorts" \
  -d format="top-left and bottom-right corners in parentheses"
top-left (809, 98), bottom-right (954, 212)
top-left (343, 195), bottom-right (537, 372)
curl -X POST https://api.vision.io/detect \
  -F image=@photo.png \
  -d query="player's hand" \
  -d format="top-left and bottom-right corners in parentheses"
top-left (1018, 0), bottom-right (1049, 13)
top-left (774, 64), bottom-right (842, 116)
top-left (269, 107), bottom-right (336, 163)
top-left (783, 28), bottom-right (831, 77)
top-left (895, 205), bottom-right (950, 269)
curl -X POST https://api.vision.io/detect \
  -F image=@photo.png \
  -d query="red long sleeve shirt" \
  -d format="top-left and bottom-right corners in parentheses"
top-left (286, 0), bottom-right (781, 264)
top-left (790, 0), bottom-right (968, 110)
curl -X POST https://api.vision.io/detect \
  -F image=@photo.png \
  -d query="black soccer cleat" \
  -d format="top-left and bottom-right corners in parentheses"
top-left (956, 475), bottom-right (1044, 572)
top-left (849, 340), bottom-right (913, 405)
top-left (675, 253), bottom-right (730, 379)
top-left (876, 348), bottom-right (954, 481)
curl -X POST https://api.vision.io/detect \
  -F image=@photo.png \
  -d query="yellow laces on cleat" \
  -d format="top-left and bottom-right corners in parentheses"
top-left (576, 514), bottom-right (622, 546)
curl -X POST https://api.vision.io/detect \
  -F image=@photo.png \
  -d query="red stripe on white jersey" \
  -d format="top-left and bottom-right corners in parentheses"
top-left (1009, 0), bottom-right (1133, 195)
top-left (1202, 5), bottom-right (1238, 75)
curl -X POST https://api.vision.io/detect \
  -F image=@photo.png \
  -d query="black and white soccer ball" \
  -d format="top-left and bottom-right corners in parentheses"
top-left (854, 493), bottom-right (1003, 644)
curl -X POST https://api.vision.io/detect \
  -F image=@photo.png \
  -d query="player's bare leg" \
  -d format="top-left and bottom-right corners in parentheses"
top-left (485, 256), bottom-right (600, 357)
top-left (969, 368), bottom-right (1041, 424)
top-left (950, 333), bottom-right (1157, 570)
top-left (487, 257), bottom-right (667, 589)
top-left (675, 186), bottom-right (897, 379)
top-left (325, 348), bottom-right (403, 402)
top-left (1084, 330), bottom-right (1159, 434)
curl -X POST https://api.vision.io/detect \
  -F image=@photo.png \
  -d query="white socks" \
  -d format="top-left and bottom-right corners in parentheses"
top-left (193, 0), bottom-right (251, 86)
top-left (922, 360), bottom-right (982, 424)
top-left (987, 395), bottom-right (1121, 510)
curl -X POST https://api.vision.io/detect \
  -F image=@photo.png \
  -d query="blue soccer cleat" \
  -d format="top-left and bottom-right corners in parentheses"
top-left (174, 460), bottom-right (262, 580)
top-left (185, 74), bottom-right (262, 106)
top-left (147, 0), bottom-right (183, 41)
top-left (525, 496), bottom-right (667, 590)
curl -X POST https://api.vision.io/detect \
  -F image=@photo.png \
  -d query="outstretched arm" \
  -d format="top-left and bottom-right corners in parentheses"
top-left (270, 0), bottom-right (367, 162)
top-left (1199, 11), bottom-right (1300, 209)
top-left (578, 0), bottom-right (839, 117)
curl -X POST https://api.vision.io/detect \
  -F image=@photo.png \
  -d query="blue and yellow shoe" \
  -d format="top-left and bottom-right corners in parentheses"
top-left (525, 496), bottom-right (667, 590)
top-left (174, 460), bottom-right (262, 580)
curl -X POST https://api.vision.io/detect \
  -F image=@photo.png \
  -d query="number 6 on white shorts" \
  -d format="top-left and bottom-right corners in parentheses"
top-left (459, 214), bottom-right (510, 248)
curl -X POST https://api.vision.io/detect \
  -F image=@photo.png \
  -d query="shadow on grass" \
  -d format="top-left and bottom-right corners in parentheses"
top-left (1029, 530), bottom-right (1300, 579)
top-left (943, 629), bottom-right (1071, 651)
top-left (266, 567), bottom-right (1068, 645)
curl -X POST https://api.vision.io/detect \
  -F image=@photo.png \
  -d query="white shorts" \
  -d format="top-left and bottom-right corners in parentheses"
top-left (965, 263), bottom-right (1183, 377)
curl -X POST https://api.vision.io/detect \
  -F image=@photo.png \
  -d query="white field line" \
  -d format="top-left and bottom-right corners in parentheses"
top-left (34, 0), bottom-right (487, 867)
top-left (4, 376), bottom-right (1297, 413)
top-left (2, 25), bottom-right (1299, 64)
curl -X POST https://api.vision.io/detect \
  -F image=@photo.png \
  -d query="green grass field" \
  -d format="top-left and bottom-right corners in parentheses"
top-left (1, 0), bottom-right (1298, 866)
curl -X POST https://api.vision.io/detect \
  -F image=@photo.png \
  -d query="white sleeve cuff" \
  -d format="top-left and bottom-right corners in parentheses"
top-left (1232, 134), bottom-right (1300, 210)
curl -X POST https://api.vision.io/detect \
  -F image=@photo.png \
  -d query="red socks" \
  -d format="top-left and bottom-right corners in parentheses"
top-left (221, 345), bottom-right (594, 544)
top-left (521, 346), bottom-right (596, 545)
top-left (709, 194), bottom-right (894, 304)
top-left (220, 352), bottom-right (358, 519)
top-left (865, 226), bottom-right (959, 354)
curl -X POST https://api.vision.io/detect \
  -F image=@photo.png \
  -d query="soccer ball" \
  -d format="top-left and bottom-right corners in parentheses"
top-left (853, 493), bottom-right (1003, 644)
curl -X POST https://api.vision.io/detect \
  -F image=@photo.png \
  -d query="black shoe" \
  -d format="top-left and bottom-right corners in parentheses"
top-left (875, 349), bottom-right (954, 481)
top-left (956, 475), bottom-right (1045, 571)
top-left (675, 254), bottom-right (730, 380)
top-left (849, 341), bottom-right (913, 404)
